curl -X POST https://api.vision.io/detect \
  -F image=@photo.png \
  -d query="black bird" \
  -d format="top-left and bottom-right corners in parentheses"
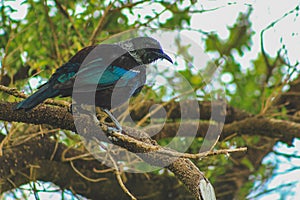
top-left (15, 37), bottom-right (172, 129)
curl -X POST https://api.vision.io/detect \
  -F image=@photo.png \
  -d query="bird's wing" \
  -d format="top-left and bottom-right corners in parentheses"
top-left (54, 57), bottom-right (140, 93)
top-left (51, 62), bottom-right (80, 90)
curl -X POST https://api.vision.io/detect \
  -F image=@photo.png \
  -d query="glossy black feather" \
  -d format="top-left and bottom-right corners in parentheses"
top-left (15, 37), bottom-right (172, 111)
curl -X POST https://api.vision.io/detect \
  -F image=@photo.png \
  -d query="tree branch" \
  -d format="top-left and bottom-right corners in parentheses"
top-left (0, 134), bottom-right (193, 199)
top-left (89, 1), bottom-right (115, 45)
top-left (0, 101), bottom-right (215, 199)
top-left (53, 0), bottom-right (85, 46)
top-left (43, 0), bottom-right (62, 64)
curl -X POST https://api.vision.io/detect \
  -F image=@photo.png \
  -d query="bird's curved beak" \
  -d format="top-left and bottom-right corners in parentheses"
top-left (160, 52), bottom-right (173, 64)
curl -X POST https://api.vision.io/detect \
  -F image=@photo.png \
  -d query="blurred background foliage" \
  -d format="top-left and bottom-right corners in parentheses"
top-left (1, 0), bottom-right (300, 199)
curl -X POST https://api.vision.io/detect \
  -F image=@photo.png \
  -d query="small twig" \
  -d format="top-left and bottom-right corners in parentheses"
top-left (89, 1), bottom-right (115, 45)
top-left (108, 153), bottom-right (137, 200)
top-left (0, 84), bottom-right (70, 108)
top-left (259, 62), bottom-right (298, 115)
top-left (53, 0), bottom-right (85, 46)
top-left (110, 0), bottom-right (145, 12)
top-left (29, 164), bottom-right (40, 181)
top-left (135, 88), bottom-right (195, 127)
top-left (43, 0), bottom-right (61, 65)
top-left (0, 123), bottom-right (22, 156)
top-left (6, 177), bottom-right (17, 189)
top-left (156, 145), bottom-right (248, 160)
top-left (0, 134), bottom-right (8, 156)
top-left (135, 7), bottom-right (168, 28)
top-left (209, 123), bottom-right (222, 151)
top-left (93, 167), bottom-right (115, 173)
top-left (12, 128), bottom-right (59, 146)
top-left (180, 147), bottom-right (248, 159)
top-left (1, 31), bottom-right (13, 82)
top-left (70, 161), bottom-right (108, 183)
top-left (135, 100), bottom-right (169, 127)
top-left (50, 134), bottom-right (60, 161)
top-left (188, 3), bottom-right (232, 14)
top-left (61, 142), bottom-right (94, 162)
top-left (0, 85), bottom-right (27, 98)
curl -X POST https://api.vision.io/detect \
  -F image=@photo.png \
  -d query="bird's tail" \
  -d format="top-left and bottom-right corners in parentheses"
top-left (15, 83), bottom-right (59, 111)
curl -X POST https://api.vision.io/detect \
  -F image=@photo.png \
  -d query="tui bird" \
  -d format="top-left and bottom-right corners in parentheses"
top-left (15, 37), bottom-right (172, 129)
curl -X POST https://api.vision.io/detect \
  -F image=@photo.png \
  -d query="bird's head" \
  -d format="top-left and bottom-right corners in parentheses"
top-left (119, 37), bottom-right (173, 64)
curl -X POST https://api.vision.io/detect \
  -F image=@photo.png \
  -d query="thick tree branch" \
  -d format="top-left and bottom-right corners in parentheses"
top-left (1, 100), bottom-right (299, 145)
top-left (145, 117), bottom-right (300, 145)
top-left (0, 134), bottom-right (193, 199)
top-left (0, 101), bottom-right (214, 199)
top-left (126, 99), bottom-right (252, 124)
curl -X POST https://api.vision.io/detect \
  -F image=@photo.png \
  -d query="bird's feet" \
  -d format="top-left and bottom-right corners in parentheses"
top-left (107, 126), bottom-right (122, 134)
top-left (102, 108), bottom-right (122, 133)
